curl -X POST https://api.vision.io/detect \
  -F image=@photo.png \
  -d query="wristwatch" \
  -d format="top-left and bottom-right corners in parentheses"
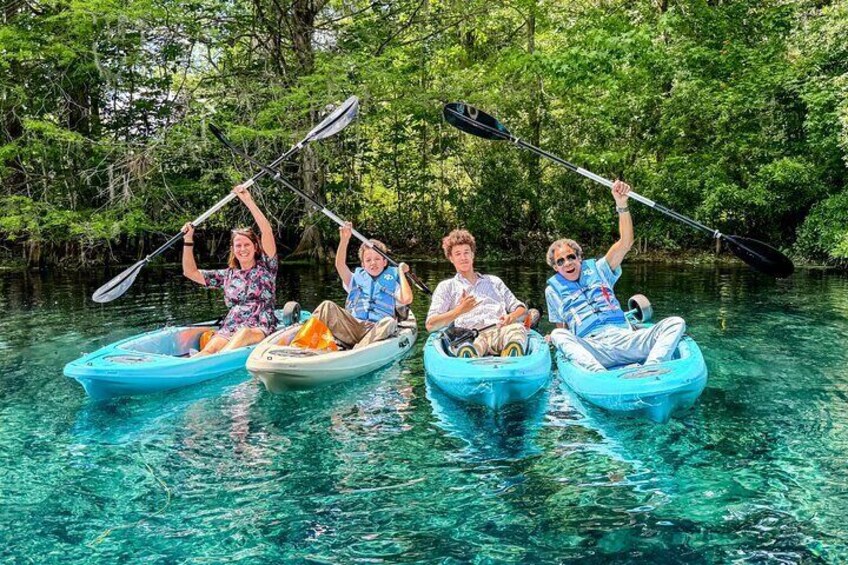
top-left (616, 206), bottom-right (630, 214)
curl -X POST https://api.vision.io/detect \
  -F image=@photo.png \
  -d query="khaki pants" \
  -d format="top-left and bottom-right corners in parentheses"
top-left (472, 323), bottom-right (528, 356)
top-left (312, 301), bottom-right (398, 349)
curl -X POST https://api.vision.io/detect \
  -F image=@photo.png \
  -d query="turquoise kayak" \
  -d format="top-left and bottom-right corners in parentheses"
top-left (423, 330), bottom-right (552, 410)
top-left (425, 378), bottom-right (548, 460)
top-left (555, 325), bottom-right (708, 423)
top-left (64, 310), bottom-right (310, 400)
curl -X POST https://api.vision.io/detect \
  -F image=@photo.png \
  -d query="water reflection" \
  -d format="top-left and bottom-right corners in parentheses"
top-left (425, 380), bottom-right (548, 462)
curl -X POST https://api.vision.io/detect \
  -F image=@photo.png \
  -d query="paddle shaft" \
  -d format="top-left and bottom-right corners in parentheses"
top-left (514, 139), bottom-right (721, 239)
top-left (213, 133), bottom-right (433, 295)
top-left (447, 309), bottom-right (536, 346)
top-left (143, 143), bottom-right (306, 264)
top-left (444, 106), bottom-right (724, 240)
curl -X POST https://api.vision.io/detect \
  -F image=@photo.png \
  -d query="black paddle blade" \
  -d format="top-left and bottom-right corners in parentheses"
top-left (92, 259), bottom-right (148, 303)
top-left (723, 235), bottom-right (795, 278)
top-left (406, 271), bottom-right (432, 296)
top-left (208, 123), bottom-right (227, 144)
top-left (443, 103), bottom-right (512, 141)
top-left (307, 95), bottom-right (359, 141)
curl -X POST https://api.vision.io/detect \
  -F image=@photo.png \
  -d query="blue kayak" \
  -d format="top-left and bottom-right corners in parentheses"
top-left (64, 310), bottom-right (310, 400)
top-left (423, 330), bottom-right (552, 410)
top-left (555, 325), bottom-right (708, 423)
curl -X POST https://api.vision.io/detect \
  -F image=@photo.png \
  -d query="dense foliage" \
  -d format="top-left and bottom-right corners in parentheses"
top-left (2, 0), bottom-right (847, 267)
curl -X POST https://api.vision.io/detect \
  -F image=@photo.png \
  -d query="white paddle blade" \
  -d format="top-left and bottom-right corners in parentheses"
top-left (306, 96), bottom-right (359, 142)
top-left (91, 259), bottom-right (147, 303)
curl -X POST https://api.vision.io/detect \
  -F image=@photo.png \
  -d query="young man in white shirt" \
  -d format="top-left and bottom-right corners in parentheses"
top-left (426, 229), bottom-right (528, 357)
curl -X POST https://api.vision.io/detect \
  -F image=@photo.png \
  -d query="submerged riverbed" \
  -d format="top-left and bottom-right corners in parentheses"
top-left (1, 262), bottom-right (847, 562)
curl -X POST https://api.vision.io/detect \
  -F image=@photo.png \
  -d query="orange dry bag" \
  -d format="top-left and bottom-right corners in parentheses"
top-left (289, 317), bottom-right (339, 351)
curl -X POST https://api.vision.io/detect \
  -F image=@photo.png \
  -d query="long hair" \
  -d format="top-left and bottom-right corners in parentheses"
top-left (228, 227), bottom-right (264, 269)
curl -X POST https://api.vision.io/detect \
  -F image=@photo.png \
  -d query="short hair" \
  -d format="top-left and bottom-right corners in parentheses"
top-left (358, 239), bottom-right (388, 262)
top-left (442, 229), bottom-right (476, 259)
top-left (228, 227), bottom-right (264, 269)
top-left (546, 238), bottom-right (583, 268)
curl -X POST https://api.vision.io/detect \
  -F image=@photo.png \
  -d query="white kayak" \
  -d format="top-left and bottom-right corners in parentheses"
top-left (247, 314), bottom-right (418, 392)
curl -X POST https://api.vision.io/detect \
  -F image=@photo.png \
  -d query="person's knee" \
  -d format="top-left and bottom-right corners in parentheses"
top-left (203, 336), bottom-right (227, 354)
top-left (550, 328), bottom-right (576, 346)
top-left (664, 316), bottom-right (686, 334)
top-left (312, 300), bottom-right (335, 319)
top-left (228, 327), bottom-right (263, 347)
top-left (379, 317), bottom-right (398, 334)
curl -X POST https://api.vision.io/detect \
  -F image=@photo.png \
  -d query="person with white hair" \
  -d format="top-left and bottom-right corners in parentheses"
top-left (545, 180), bottom-right (686, 371)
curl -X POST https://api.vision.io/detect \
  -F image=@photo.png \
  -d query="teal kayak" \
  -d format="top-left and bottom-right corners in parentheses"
top-left (555, 324), bottom-right (708, 423)
top-left (64, 310), bottom-right (309, 400)
top-left (423, 330), bottom-right (552, 410)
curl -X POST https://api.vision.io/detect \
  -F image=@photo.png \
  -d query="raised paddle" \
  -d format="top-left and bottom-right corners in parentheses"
top-left (443, 102), bottom-right (795, 278)
top-left (91, 96), bottom-right (360, 303)
top-left (208, 124), bottom-right (433, 296)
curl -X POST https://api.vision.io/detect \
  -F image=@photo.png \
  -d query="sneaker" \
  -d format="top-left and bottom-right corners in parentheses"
top-left (500, 341), bottom-right (525, 357)
top-left (455, 344), bottom-right (478, 358)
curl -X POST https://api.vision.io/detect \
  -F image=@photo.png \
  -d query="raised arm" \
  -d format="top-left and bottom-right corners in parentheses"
top-left (335, 222), bottom-right (354, 289)
top-left (181, 223), bottom-right (206, 286)
top-left (603, 179), bottom-right (634, 271)
top-left (234, 184), bottom-right (276, 258)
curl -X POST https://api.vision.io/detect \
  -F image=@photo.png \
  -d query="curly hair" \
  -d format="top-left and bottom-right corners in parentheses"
top-left (441, 229), bottom-right (476, 259)
top-left (546, 238), bottom-right (583, 268)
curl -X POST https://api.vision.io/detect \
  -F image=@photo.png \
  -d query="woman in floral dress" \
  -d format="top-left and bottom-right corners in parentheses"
top-left (181, 184), bottom-right (278, 355)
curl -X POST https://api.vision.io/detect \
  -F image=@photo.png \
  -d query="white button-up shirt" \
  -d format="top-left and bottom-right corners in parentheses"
top-left (427, 272), bottom-right (525, 330)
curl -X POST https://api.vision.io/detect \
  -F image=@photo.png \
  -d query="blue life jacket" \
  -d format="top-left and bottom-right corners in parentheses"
top-left (547, 259), bottom-right (627, 337)
top-left (345, 266), bottom-right (399, 323)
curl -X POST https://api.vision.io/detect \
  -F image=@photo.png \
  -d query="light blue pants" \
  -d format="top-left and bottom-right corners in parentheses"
top-left (552, 317), bottom-right (687, 372)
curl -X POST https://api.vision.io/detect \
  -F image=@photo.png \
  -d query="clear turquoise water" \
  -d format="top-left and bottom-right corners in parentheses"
top-left (1, 263), bottom-right (847, 563)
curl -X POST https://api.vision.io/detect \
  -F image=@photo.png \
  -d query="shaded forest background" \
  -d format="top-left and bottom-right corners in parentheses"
top-left (2, 0), bottom-right (847, 268)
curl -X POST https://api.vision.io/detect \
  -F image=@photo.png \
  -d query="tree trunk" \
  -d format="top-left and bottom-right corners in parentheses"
top-left (525, 2), bottom-right (543, 232)
top-left (288, 0), bottom-right (328, 260)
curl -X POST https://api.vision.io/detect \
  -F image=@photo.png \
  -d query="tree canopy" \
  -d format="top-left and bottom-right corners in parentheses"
top-left (2, 0), bottom-right (847, 266)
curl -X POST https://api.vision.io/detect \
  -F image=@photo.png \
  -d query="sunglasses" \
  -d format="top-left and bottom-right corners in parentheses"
top-left (555, 254), bottom-right (579, 267)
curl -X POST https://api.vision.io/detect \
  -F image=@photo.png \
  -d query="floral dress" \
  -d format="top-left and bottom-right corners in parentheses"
top-left (200, 254), bottom-right (278, 339)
